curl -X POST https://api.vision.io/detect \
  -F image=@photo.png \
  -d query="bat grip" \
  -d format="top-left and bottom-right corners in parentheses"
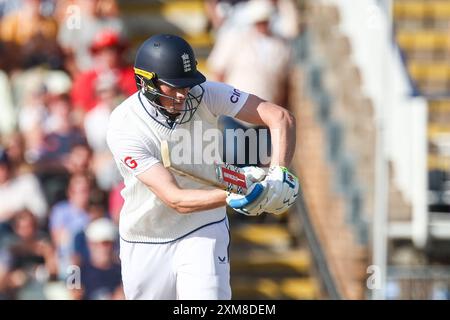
top-left (227, 183), bottom-right (265, 208)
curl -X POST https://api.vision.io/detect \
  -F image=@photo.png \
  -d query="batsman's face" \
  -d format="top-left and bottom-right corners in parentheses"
top-left (158, 83), bottom-right (190, 114)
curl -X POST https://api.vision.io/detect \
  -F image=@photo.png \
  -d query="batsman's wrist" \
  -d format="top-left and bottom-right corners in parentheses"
top-left (268, 165), bottom-right (291, 175)
top-left (269, 165), bottom-right (287, 170)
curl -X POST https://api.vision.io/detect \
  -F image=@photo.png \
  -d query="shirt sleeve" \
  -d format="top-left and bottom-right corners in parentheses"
top-left (201, 81), bottom-right (249, 118)
top-left (106, 114), bottom-right (160, 177)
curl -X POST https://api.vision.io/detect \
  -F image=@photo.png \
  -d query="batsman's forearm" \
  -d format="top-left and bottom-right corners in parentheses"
top-left (170, 188), bottom-right (227, 214)
top-left (267, 109), bottom-right (296, 167)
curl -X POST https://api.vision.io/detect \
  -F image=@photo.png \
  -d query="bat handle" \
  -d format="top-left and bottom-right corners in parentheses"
top-left (227, 183), bottom-right (265, 208)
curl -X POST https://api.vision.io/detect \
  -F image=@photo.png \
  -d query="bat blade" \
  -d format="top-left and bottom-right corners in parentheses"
top-left (214, 163), bottom-right (248, 194)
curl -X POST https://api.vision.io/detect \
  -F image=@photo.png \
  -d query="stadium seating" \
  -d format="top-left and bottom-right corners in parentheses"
top-left (394, 1), bottom-right (450, 20)
top-left (394, 0), bottom-right (450, 214)
top-left (300, 0), bottom-right (450, 298)
top-left (290, 58), bottom-right (369, 298)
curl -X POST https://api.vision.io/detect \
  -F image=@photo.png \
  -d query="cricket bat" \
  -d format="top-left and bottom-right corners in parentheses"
top-left (160, 140), bottom-right (263, 195)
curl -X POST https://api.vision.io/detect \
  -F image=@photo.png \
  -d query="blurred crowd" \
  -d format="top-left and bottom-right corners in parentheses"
top-left (0, 0), bottom-right (301, 300)
top-left (0, 0), bottom-right (129, 300)
top-left (206, 0), bottom-right (300, 107)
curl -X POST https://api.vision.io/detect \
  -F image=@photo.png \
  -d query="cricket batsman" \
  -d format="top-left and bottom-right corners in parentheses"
top-left (106, 34), bottom-right (299, 299)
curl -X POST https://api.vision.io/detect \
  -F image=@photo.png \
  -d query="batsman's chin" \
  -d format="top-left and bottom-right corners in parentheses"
top-left (173, 101), bottom-right (186, 109)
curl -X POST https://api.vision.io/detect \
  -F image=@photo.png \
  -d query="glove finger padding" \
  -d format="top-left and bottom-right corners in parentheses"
top-left (241, 166), bottom-right (266, 185)
top-left (263, 166), bottom-right (299, 215)
top-left (226, 181), bottom-right (270, 216)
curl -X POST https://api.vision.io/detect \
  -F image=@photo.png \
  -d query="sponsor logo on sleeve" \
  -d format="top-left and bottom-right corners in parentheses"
top-left (124, 156), bottom-right (138, 169)
top-left (230, 88), bottom-right (241, 104)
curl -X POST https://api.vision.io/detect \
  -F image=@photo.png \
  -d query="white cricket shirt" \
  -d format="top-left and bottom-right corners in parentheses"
top-left (107, 81), bottom-right (249, 243)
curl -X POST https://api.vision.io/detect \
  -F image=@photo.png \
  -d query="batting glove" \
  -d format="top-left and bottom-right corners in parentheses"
top-left (225, 166), bottom-right (269, 216)
top-left (240, 166), bottom-right (266, 187)
top-left (261, 166), bottom-right (299, 215)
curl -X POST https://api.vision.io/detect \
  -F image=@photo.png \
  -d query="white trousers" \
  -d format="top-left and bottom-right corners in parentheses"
top-left (120, 218), bottom-right (231, 300)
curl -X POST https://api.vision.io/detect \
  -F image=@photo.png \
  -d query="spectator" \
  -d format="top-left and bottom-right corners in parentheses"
top-left (0, 62), bottom-right (16, 137)
top-left (84, 71), bottom-right (122, 153)
top-left (2, 132), bottom-right (33, 177)
top-left (96, 0), bottom-right (120, 18)
top-left (0, 148), bottom-right (48, 224)
top-left (0, 42), bottom-right (17, 136)
top-left (205, 0), bottom-right (249, 32)
top-left (207, 0), bottom-right (300, 51)
top-left (72, 189), bottom-right (108, 267)
top-left (207, 0), bottom-right (293, 106)
top-left (0, 251), bottom-right (8, 298)
top-left (16, 70), bottom-right (72, 162)
top-left (12, 67), bottom-right (70, 117)
top-left (0, 210), bottom-right (57, 299)
top-left (35, 94), bottom-right (85, 169)
top-left (269, 0), bottom-right (300, 40)
top-left (0, 0), bottom-right (21, 18)
top-left (15, 72), bottom-right (48, 161)
top-left (20, 33), bottom-right (64, 70)
top-left (49, 174), bottom-right (92, 280)
top-left (0, 0), bottom-right (61, 69)
top-left (37, 142), bottom-right (93, 208)
top-left (57, 0), bottom-right (124, 75)
top-left (0, 0), bottom-right (58, 46)
top-left (108, 181), bottom-right (124, 225)
top-left (64, 143), bottom-right (93, 176)
top-left (71, 29), bottom-right (135, 114)
top-left (84, 71), bottom-right (123, 190)
top-left (0, 0), bottom-right (55, 18)
top-left (75, 218), bottom-right (122, 300)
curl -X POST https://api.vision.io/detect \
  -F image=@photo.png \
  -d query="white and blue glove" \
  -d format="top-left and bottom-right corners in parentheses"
top-left (262, 166), bottom-right (300, 215)
top-left (225, 166), bottom-right (269, 216)
top-left (226, 166), bottom-right (299, 216)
